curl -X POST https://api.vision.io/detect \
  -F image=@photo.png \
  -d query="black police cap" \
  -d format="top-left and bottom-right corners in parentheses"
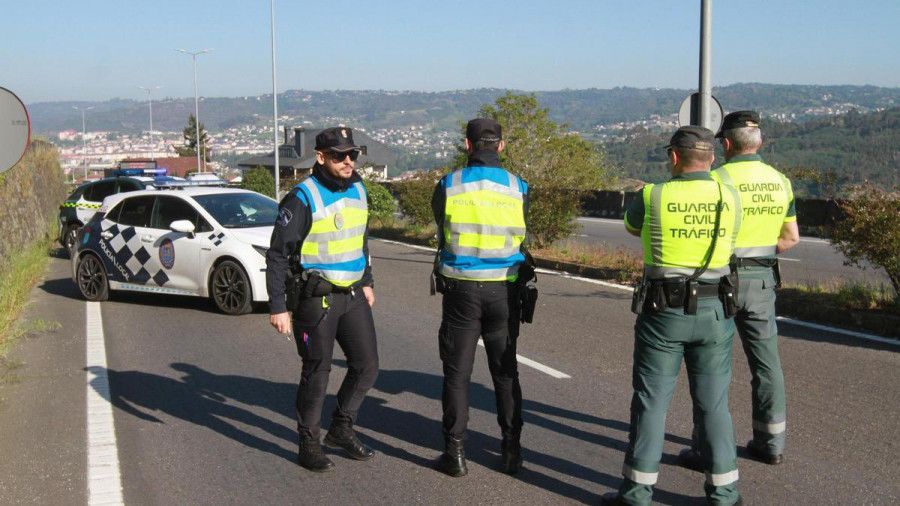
top-left (715, 110), bottom-right (760, 138)
top-left (665, 125), bottom-right (716, 151)
top-left (315, 127), bottom-right (359, 152)
top-left (466, 118), bottom-right (502, 143)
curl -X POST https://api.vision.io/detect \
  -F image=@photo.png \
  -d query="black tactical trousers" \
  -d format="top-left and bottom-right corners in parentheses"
top-left (292, 291), bottom-right (378, 439)
top-left (439, 281), bottom-right (522, 439)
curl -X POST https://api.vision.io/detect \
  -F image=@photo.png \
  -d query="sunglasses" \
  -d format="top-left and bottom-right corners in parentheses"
top-left (330, 150), bottom-right (360, 162)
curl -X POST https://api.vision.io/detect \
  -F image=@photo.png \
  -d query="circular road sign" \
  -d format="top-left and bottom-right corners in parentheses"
top-left (0, 87), bottom-right (31, 175)
top-left (678, 92), bottom-right (724, 132)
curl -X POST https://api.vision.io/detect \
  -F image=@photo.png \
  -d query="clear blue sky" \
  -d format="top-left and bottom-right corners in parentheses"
top-left (2, 0), bottom-right (899, 104)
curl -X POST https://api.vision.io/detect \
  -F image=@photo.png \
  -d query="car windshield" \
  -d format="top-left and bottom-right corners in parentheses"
top-left (192, 192), bottom-right (279, 228)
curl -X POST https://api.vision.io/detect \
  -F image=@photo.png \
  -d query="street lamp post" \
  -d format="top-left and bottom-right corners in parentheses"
top-left (270, 0), bottom-right (280, 199)
top-left (137, 85), bottom-right (162, 159)
top-left (73, 105), bottom-right (94, 182)
top-left (175, 48), bottom-right (212, 173)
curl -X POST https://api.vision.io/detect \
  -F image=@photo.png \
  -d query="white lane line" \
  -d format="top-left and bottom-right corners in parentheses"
top-left (86, 302), bottom-right (124, 506)
top-left (779, 258), bottom-right (801, 262)
top-left (376, 238), bottom-right (897, 344)
top-left (775, 317), bottom-right (898, 345)
top-left (477, 339), bottom-right (572, 379)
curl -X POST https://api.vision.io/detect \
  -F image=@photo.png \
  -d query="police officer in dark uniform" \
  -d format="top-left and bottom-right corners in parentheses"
top-left (431, 118), bottom-right (530, 477)
top-left (267, 127), bottom-right (379, 472)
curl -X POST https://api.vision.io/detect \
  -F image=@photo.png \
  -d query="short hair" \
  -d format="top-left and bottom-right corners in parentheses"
top-left (725, 126), bottom-right (762, 151)
top-left (675, 147), bottom-right (714, 167)
top-left (473, 139), bottom-right (501, 152)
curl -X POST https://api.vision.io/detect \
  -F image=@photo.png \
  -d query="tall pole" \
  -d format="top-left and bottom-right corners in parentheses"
top-left (138, 85), bottom-right (162, 159)
top-left (175, 48), bottom-right (212, 173)
top-left (698, 0), bottom-right (713, 130)
top-left (73, 105), bottom-right (94, 181)
top-left (270, 0), bottom-right (281, 199)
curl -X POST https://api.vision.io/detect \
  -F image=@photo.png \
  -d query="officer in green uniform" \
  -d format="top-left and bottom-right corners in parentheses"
top-left (679, 111), bottom-right (799, 469)
top-left (603, 126), bottom-right (743, 506)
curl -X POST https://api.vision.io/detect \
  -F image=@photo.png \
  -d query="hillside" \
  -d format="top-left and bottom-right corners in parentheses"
top-left (28, 84), bottom-right (900, 135)
top-left (605, 107), bottom-right (900, 196)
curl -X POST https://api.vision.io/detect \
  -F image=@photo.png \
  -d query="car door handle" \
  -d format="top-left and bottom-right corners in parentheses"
top-left (100, 231), bottom-right (113, 239)
top-left (141, 235), bottom-right (156, 243)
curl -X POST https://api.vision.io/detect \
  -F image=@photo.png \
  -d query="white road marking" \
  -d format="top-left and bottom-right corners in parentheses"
top-left (778, 257), bottom-right (801, 262)
top-left (86, 302), bottom-right (124, 506)
top-left (478, 339), bottom-right (572, 379)
top-left (376, 238), bottom-right (897, 345)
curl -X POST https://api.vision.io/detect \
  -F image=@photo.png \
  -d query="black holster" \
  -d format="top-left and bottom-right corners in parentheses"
top-left (720, 273), bottom-right (739, 318)
top-left (772, 259), bottom-right (783, 289)
top-left (519, 284), bottom-right (538, 324)
top-left (286, 270), bottom-right (334, 312)
top-left (631, 279), bottom-right (649, 315)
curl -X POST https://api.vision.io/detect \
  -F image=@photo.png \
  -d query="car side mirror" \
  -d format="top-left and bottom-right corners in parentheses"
top-left (170, 220), bottom-right (196, 238)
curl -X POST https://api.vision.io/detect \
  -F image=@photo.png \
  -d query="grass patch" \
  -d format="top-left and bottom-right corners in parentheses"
top-left (532, 239), bottom-right (643, 284)
top-left (0, 220), bottom-right (56, 362)
top-left (369, 221), bottom-right (438, 248)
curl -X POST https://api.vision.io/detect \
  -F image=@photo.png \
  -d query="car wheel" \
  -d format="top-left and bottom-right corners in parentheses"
top-left (64, 225), bottom-right (80, 258)
top-left (76, 253), bottom-right (109, 301)
top-left (211, 260), bottom-right (253, 315)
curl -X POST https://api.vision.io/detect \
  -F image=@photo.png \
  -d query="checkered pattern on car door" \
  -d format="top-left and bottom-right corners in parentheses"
top-left (101, 220), bottom-right (170, 286)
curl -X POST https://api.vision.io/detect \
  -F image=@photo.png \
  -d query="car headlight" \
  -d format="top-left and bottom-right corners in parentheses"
top-left (252, 245), bottom-right (269, 257)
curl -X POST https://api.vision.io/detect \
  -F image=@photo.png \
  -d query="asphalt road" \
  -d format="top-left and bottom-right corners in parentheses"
top-left (573, 217), bottom-right (891, 286)
top-left (1, 242), bottom-right (898, 505)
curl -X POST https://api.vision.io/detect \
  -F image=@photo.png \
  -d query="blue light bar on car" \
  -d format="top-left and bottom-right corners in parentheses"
top-left (112, 168), bottom-right (168, 176)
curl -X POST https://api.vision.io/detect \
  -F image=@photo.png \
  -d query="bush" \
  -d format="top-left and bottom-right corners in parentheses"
top-left (394, 171), bottom-right (443, 228)
top-left (829, 184), bottom-right (900, 296)
top-left (363, 179), bottom-right (396, 227)
top-left (241, 166), bottom-right (276, 199)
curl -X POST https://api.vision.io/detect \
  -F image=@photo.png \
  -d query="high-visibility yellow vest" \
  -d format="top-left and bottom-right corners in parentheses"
top-left (712, 159), bottom-right (795, 258)
top-left (437, 166), bottom-right (527, 281)
top-left (296, 176), bottom-right (368, 287)
top-left (636, 177), bottom-right (741, 281)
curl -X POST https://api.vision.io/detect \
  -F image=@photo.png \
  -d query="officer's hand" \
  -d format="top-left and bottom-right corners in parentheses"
top-left (270, 312), bottom-right (292, 334)
top-left (362, 286), bottom-right (375, 307)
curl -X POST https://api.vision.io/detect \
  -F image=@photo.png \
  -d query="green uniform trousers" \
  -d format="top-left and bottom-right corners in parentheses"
top-left (620, 297), bottom-right (740, 506)
top-left (735, 267), bottom-right (786, 454)
top-left (690, 267), bottom-right (786, 456)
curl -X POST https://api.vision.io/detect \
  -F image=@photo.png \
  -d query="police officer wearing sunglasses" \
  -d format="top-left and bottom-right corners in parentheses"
top-left (267, 127), bottom-right (379, 472)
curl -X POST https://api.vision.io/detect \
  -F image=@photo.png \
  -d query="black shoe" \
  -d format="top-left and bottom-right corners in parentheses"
top-left (501, 435), bottom-right (523, 474)
top-left (600, 492), bottom-right (626, 505)
top-left (298, 435), bottom-right (335, 472)
top-left (324, 420), bottom-right (376, 461)
top-left (746, 439), bottom-right (783, 465)
top-left (677, 447), bottom-right (703, 472)
top-left (438, 436), bottom-right (468, 477)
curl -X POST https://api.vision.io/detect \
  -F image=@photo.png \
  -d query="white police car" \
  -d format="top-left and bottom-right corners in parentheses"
top-left (72, 185), bottom-right (277, 315)
top-left (58, 169), bottom-right (186, 257)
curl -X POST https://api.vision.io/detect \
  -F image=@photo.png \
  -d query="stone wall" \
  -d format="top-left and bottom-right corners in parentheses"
top-left (0, 143), bottom-right (68, 267)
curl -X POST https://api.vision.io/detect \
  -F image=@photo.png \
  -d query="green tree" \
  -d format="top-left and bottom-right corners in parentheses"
top-left (241, 166), bottom-right (276, 199)
top-left (362, 177), bottom-right (396, 227)
top-left (474, 92), bottom-right (619, 247)
top-left (174, 114), bottom-right (211, 162)
top-left (829, 184), bottom-right (900, 296)
top-left (394, 170), bottom-right (444, 228)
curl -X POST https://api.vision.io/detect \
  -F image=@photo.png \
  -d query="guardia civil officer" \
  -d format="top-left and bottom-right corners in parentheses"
top-left (267, 127), bottom-right (379, 472)
top-left (602, 126), bottom-right (743, 506)
top-left (678, 111), bottom-right (799, 471)
top-left (431, 118), bottom-right (530, 477)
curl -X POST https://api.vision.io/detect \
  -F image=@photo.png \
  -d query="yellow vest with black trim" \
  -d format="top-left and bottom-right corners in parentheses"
top-left (437, 166), bottom-right (527, 281)
top-left (712, 160), bottom-right (794, 258)
top-left (637, 177), bottom-right (741, 281)
top-left (296, 176), bottom-right (368, 287)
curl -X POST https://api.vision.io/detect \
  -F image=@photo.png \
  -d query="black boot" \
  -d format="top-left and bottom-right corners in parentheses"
top-left (323, 418), bottom-right (375, 461)
top-left (297, 434), bottom-right (335, 472)
top-left (677, 447), bottom-right (703, 472)
top-left (438, 435), bottom-right (468, 477)
top-left (500, 435), bottom-right (523, 474)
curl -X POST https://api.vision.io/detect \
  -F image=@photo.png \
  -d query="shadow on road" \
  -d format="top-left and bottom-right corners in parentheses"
top-left (778, 321), bottom-right (899, 352)
top-left (92, 362), bottom-right (696, 505)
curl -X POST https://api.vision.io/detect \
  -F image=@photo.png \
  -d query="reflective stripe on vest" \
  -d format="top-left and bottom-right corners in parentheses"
top-left (641, 178), bottom-right (741, 281)
top-left (298, 177), bottom-right (368, 286)
top-left (438, 167), bottom-right (526, 281)
top-left (712, 161), bottom-right (793, 258)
